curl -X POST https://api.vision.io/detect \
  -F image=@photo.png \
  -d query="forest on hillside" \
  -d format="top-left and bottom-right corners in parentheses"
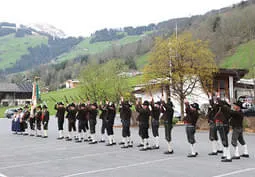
top-left (2, 0), bottom-right (255, 90)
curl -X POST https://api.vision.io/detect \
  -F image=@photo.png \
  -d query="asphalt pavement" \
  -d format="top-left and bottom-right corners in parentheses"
top-left (0, 116), bottom-right (255, 177)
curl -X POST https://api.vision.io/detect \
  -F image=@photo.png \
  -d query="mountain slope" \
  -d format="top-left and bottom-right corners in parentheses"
top-left (221, 40), bottom-right (255, 77)
top-left (56, 35), bottom-right (143, 62)
top-left (0, 34), bottom-right (48, 69)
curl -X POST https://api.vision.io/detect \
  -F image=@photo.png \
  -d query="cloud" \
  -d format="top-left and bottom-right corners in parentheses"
top-left (0, 0), bottom-right (242, 37)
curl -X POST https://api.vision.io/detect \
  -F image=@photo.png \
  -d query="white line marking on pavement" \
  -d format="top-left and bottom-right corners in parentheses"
top-left (0, 173), bottom-right (8, 177)
top-left (0, 150), bottom-right (124, 170)
top-left (212, 168), bottom-right (255, 177)
top-left (0, 144), bottom-right (92, 158)
top-left (61, 157), bottom-right (178, 177)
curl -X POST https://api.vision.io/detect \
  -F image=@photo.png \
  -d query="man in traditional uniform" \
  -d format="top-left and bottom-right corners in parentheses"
top-left (42, 105), bottom-right (50, 138)
top-left (99, 101), bottom-right (108, 143)
top-left (136, 100), bottom-right (151, 151)
top-left (161, 98), bottom-right (174, 154)
top-left (88, 103), bottom-right (98, 144)
top-left (55, 102), bottom-right (66, 139)
top-left (119, 97), bottom-right (132, 148)
top-left (136, 98), bottom-right (145, 148)
top-left (106, 102), bottom-right (117, 146)
top-left (150, 99), bottom-right (161, 149)
top-left (207, 97), bottom-right (223, 156)
top-left (230, 101), bottom-right (249, 159)
top-left (66, 103), bottom-right (77, 141)
top-left (21, 105), bottom-right (30, 136)
top-left (29, 104), bottom-right (36, 136)
top-left (214, 98), bottom-right (232, 162)
top-left (35, 105), bottom-right (43, 137)
top-left (76, 103), bottom-right (88, 142)
top-left (184, 101), bottom-right (200, 157)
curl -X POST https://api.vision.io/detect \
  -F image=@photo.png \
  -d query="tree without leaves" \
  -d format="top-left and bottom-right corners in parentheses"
top-left (143, 32), bottom-right (217, 119)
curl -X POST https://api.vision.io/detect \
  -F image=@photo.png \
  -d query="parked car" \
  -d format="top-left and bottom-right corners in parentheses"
top-left (238, 95), bottom-right (254, 109)
top-left (4, 108), bottom-right (18, 119)
top-left (243, 105), bottom-right (255, 117)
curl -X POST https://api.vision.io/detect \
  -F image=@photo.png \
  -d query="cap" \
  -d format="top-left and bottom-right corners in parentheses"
top-left (70, 103), bottom-right (76, 107)
top-left (142, 100), bottom-right (150, 106)
top-left (155, 101), bottom-right (161, 105)
top-left (233, 101), bottom-right (243, 108)
top-left (191, 103), bottom-right (200, 110)
top-left (168, 101), bottom-right (174, 107)
top-left (80, 103), bottom-right (86, 107)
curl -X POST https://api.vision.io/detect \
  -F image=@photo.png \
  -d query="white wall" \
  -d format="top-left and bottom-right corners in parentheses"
top-left (134, 81), bottom-right (209, 114)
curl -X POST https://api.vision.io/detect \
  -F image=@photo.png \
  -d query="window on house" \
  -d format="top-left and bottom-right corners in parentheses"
top-left (220, 80), bottom-right (225, 89)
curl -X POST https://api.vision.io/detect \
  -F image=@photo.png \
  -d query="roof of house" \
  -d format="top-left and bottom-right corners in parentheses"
top-left (214, 68), bottom-right (249, 80)
top-left (0, 82), bottom-right (33, 93)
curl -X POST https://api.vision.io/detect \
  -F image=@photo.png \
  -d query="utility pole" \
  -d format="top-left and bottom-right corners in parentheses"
top-left (168, 21), bottom-right (178, 102)
top-left (253, 64), bottom-right (255, 103)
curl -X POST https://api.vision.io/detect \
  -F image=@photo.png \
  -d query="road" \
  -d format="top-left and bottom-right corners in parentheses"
top-left (0, 117), bottom-right (254, 177)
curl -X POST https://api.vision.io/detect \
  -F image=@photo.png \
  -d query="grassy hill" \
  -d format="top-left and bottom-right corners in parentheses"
top-left (221, 40), bottom-right (255, 77)
top-left (0, 34), bottom-right (48, 69)
top-left (56, 35), bottom-right (143, 62)
top-left (134, 52), bottom-right (150, 70)
top-left (40, 87), bottom-right (82, 114)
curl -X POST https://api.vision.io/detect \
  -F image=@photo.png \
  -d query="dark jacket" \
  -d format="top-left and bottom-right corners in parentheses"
top-left (99, 104), bottom-right (108, 120)
top-left (76, 108), bottom-right (87, 121)
top-left (35, 110), bottom-right (42, 121)
top-left (119, 101), bottom-right (132, 120)
top-left (207, 100), bottom-right (217, 123)
top-left (66, 105), bottom-right (77, 119)
top-left (23, 110), bottom-right (30, 121)
top-left (89, 108), bottom-right (98, 120)
top-left (54, 105), bottom-right (66, 119)
top-left (160, 101), bottom-right (174, 124)
top-left (136, 104), bottom-right (150, 126)
top-left (150, 101), bottom-right (160, 121)
top-left (42, 110), bottom-right (49, 122)
top-left (107, 104), bottom-right (116, 122)
top-left (214, 101), bottom-right (231, 124)
top-left (184, 103), bottom-right (199, 126)
top-left (230, 110), bottom-right (244, 128)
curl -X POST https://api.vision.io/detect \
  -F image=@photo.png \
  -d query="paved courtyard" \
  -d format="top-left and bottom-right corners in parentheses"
top-left (0, 117), bottom-right (254, 177)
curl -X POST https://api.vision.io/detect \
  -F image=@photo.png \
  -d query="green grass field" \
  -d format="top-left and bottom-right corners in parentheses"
top-left (40, 87), bottom-right (83, 115)
top-left (221, 40), bottom-right (255, 77)
top-left (0, 34), bottom-right (48, 69)
top-left (135, 52), bottom-right (150, 70)
top-left (0, 107), bottom-right (7, 118)
top-left (56, 35), bottom-right (143, 62)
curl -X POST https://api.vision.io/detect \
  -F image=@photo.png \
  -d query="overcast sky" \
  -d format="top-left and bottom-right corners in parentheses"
top-left (0, 0), bottom-right (242, 37)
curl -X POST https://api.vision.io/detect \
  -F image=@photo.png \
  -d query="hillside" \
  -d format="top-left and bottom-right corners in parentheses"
top-left (221, 40), bottom-right (255, 77)
top-left (56, 35), bottom-right (143, 62)
top-left (0, 34), bottom-right (48, 69)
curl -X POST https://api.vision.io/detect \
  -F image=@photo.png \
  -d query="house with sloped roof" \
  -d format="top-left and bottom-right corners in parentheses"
top-left (0, 82), bottom-right (32, 106)
top-left (132, 68), bottom-right (249, 116)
